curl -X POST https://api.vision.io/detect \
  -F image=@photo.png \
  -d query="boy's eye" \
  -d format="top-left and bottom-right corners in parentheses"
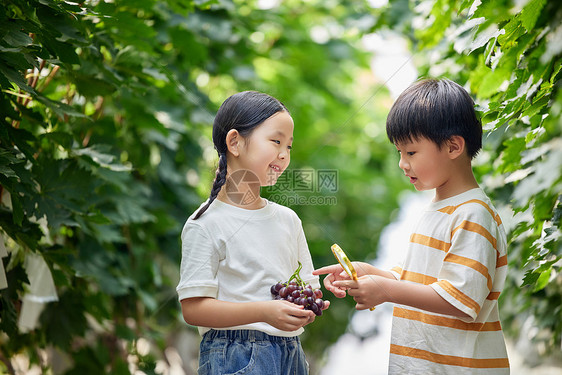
top-left (407, 152), bottom-right (415, 156)
top-left (287, 145), bottom-right (292, 151)
top-left (272, 140), bottom-right (281, 144)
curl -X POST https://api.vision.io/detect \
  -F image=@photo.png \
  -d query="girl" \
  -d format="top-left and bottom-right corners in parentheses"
top-left (176, 91), bottom-right (326, 375)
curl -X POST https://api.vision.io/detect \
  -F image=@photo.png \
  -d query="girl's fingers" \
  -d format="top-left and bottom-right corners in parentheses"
top-left (313, 264), bottom-right (342, 275)
top-left (290, 307), bottom-right (314, 318)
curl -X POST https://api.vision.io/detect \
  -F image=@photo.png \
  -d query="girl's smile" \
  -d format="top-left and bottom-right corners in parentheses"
top-left (236, 111), bottom-right (294, 187)
top-left (220, 110), bottom-right (294, 209)
top-left (269, 164), bottom-right (282, 173)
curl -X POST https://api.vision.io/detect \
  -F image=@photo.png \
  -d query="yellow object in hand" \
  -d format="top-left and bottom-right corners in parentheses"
top-left (331, 244), bottom-right (375, 311)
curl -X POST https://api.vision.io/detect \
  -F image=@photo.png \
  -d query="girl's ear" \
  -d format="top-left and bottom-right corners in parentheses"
top-left (447, 135), bottom-right (466, 159)
top-left (226, 129), bottom-right (242, 157)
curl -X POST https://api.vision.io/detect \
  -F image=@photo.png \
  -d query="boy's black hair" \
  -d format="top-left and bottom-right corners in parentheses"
top-left (386, 78), bottom-right (482, 159)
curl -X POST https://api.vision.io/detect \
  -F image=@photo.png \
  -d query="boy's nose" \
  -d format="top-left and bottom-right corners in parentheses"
top-left (398, 156), bottom-right (408, 171)
top-left (278, 150), bottom-right (288, 159)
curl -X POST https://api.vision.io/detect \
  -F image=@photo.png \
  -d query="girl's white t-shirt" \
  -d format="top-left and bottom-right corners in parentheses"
top-left (176, 198), bottom-right (319, 337)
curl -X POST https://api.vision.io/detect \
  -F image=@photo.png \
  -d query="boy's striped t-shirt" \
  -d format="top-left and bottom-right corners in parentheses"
top-left (388, 188), bottom-right (509, 374)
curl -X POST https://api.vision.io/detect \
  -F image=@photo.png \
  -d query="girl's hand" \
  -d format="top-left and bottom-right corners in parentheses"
top-left (263, 300), bottom-right (315, 331)
top-left (333, 275), bottom-right (388, 310)
top-left (302, 299), bottom-right (331, 326)
top-left (313, 264), bottom-right (350, 298)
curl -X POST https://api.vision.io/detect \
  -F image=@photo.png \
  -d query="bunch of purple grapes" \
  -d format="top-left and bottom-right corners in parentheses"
top-left (270, 262), bottom-right (327, 316)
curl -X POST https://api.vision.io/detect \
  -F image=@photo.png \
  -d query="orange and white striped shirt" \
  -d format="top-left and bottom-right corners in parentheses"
top-left (389, 188), bottom-right (509, 374)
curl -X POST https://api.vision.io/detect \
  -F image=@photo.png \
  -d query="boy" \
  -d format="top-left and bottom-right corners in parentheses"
top-left (314, 78), bottom-right (509, 374)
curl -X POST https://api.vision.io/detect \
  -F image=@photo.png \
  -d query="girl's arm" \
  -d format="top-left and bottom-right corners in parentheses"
top-left (333, 276), bottom-right (470, 319)
top-left (181, 297), bottom-right (316, 332)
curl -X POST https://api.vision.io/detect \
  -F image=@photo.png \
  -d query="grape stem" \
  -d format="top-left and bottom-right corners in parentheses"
top-left (287, 261), bottom-right (305, 286)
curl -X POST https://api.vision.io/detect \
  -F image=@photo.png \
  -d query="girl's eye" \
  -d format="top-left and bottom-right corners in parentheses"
top-left (272, 140), bottom-right (281, 144)
top-left (407, 152), bottom-right (415, 156)
top-left (287, 145), bottom-right (292, 151)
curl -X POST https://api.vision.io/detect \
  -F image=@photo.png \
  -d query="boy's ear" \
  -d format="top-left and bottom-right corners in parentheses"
top-left (226, 129), bottom-right (242, 157)
top-left (447, 135), bottom-right (466, 159)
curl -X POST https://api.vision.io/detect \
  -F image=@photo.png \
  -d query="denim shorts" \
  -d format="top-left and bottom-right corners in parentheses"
top-left (197, 329), bottom-right (309, 375)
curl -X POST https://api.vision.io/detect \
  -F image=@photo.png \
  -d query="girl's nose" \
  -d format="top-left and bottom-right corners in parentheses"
top-left (279, 149), bottom-right (288, 160)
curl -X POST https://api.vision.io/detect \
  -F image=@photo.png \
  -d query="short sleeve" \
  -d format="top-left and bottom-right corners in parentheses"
top-left (431, 207), bottom-right (499, 321)
top-left (176, 222), bottom-right (221, 301)
top-left (389, 261), bottom-right (404, 280)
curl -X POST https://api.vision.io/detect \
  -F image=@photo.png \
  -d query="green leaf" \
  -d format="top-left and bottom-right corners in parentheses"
top-left (498, 19), bottom-right (526, 46)
top-left (519, 0), bottom-right (547, 32)
top-left (458, 0), bottom-right (474, 14)
top-left (0, 149), bottom-right (22, 179)
top-left (2, 29), bottom-right (33, 47)
top-left (39, 131), bottom-right (74, 149)
top-left (0, 262), bottom-right (29, 337)
top-left (32, 159), bottom-right (97, 230)
top-left (2, 125), bottom-right (36, 162)
top-left (0, 63), bottom-right (36, 93)
top-left (553, 201), bottom-right (562, 225)
top-left (45, 39), bottom-right (80, 65)
top-left (73, 145), bottom-right (131, 172)
top-left (522, 269), bottom-right (540, 287)
top-left (550, 61), bottom-right (562, 84)
top-left (0, 209), bottom-right (42, 250)
top-left (477, 67), bottom-right (511, 98)
top-left (137, 289), bottom-right (158, 312)
top-left (10, 193), bottom-right (24, 226)
top-left (522, 94), bottom-right (550, 118)
top-left (500, 137), bottom-right (525, 173)
top-left (35, 94), bottom-right (87, 118)
top-left (74, 75), bottom-right (117, 98)
top-left (529, 260), bottom-right (557, 291)
top-left (40, 290), bottom-right (88, 351)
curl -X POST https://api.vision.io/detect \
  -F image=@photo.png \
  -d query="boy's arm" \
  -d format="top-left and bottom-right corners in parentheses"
top-left (181, 297), bottom-right (316, 332)
top-left (333, 276), bottom-right (470, 318)
top-left (353, 262), bottom-right (397, 279)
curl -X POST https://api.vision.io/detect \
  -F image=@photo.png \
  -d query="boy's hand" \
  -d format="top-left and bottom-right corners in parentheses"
top-left (313, 264), bottom-right (350, 298)
top-left (333, 275), bottom-right (388, 310)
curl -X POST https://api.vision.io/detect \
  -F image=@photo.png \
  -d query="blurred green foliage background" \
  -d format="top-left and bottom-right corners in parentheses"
top-left (1, 0), bottom-right (560, 373)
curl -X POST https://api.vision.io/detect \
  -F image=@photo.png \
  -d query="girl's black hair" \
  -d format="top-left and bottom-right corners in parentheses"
top-left (193, 91), bottom-right (288, 220)
top-left (386, 78), bottom-right (482, 159)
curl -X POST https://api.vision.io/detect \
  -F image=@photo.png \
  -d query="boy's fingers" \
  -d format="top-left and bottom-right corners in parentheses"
top-left (355, 303), bottom-right (370, 311)
top-left (325, 285), bottom-right (347, 298)
top-left (333, 280), bottom-right (358, 289)
top-left (332, 289), bottom-right (347, 298)
top-left (313, 264), bottom-right (341, 275)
